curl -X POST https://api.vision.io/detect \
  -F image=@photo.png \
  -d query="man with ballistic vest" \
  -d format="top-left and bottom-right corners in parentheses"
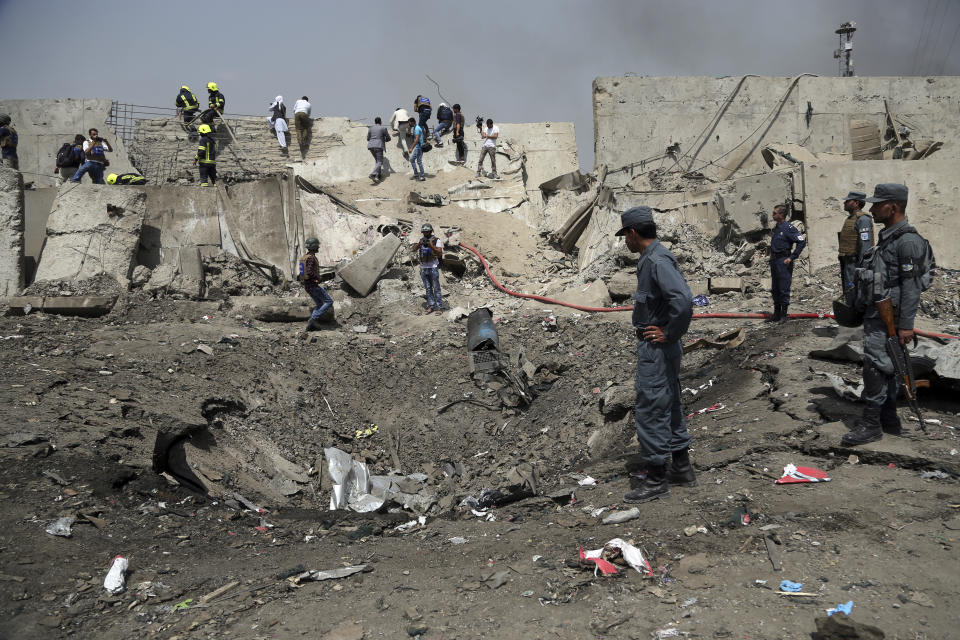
top-left (837, 189), bottom-right (873, 306)
top-left (842, 183), bottom-right (932, 446)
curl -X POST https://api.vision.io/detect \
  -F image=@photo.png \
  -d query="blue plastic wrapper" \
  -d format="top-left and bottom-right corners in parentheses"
top-left (692, 294), bottom-right (709, 307)
top-left (826, 600), bottom-right (854, 616)
top-left (779, 580), bottom-right (803, 592)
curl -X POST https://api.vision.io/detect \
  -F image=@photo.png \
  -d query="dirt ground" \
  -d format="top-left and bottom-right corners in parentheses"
top-left (1, 256), bottom-right (958, 640)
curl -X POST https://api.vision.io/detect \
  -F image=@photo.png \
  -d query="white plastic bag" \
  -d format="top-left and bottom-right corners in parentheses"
top-left (103, 556), bottom-right (129, 594)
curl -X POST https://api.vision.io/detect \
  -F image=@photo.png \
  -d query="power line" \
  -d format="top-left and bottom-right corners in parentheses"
top-left (910, 0), bottom-right (934, 75)
top-left (920, 0), bottom-right (950, 74)
top-left (937, 21), bottom-right (960, 75)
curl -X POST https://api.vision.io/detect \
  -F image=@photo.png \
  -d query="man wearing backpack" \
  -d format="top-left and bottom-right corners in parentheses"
top-left (842, 183), bottom-right (933, 446)
top-left (0, 114), bottom-right (19, 170)
top-left (433, 103), bottom-right (453, 147)
top-left (55, 135), bottom-right (86, 185)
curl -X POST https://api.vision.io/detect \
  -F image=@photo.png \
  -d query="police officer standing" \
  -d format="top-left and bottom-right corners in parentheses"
top-left (842, 184), bottom-right (930, 446)
top-left (767, 204), bottom-right (806, 324)
top-left (615, 206), bottom-right (695, 503)
top-left (837, 190), bottom-right (873, 306)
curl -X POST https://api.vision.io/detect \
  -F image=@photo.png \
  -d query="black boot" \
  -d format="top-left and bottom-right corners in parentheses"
top-left (624, 463), bottom-right (669, 503)
top-left (305, 318), bottom-right (321, 332)
top-left (667, 448), bottom-right (698, 487)
top-left (778, 304), bottom-right (789, 324)
top-left (841, 406), bottom-right (883, 446)
top-left (880, 401), bottom-right (903, 435)
top-left (765, 304), bottom-right (780, 322)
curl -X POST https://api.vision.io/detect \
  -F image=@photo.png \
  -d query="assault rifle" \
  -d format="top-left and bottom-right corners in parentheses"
top-left (876, 297), bottom-right (928, 432)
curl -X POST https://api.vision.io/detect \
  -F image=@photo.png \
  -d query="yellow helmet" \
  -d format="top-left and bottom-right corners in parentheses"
top-left (181, 85), bottom-right (191, 91)
top-left (106, 173), bottom-right (119, 184)
top-left (197, 124), bottom-right (212, 135)
top-left (207, 82), bottom-right (218, 92)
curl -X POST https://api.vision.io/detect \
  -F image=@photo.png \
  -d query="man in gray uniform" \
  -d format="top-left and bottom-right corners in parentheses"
top-left (837, 190), bottom-right (873, 306)
top-left (615, 206), bottom-right (695, 503)
top-left (842, 184), bottom-right (930, 446)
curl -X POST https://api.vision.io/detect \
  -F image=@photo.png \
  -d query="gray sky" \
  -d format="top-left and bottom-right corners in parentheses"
top-left (2, 0), bottom-right (958, 170)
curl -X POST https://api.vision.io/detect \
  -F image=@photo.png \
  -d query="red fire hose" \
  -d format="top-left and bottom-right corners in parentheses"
top-left (458, 242), bottom-right (959, 340)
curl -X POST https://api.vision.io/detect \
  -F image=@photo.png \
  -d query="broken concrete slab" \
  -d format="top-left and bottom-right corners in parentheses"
top-left (708, 277), bottom-right (744, 294)
top-left (300, 192), bottom-right (393, 266)
top-left (34, 185), bottom-right (146, 288)
top-left (337, 233), bottom-right (402, 297)
top-left (717, 171), bottom-right (791, 237)
top-left (231, 296), bottom-right (316, 322)
top-left (553, 279), bottom-right (612, 309)
top-left (606, 270), bottom-right (636, 301)
top-left (3, 295), bottom-right (117, 317)
top-left (0, 167), bottom-right (25, 297)
top-left (177, 245), bottom-right (206, 299)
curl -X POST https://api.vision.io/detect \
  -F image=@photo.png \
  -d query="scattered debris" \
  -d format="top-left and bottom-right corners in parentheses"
top-left (45, 516), bottom-right (75, 538)
top-left (103, 556), bottom-right (129, 594)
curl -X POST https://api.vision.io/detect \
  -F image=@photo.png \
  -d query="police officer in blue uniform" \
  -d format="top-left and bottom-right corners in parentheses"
top-left (616, 206), bottom-right (695, 503)
top-left (767, 204), bottom-right (806, 324)
top-left (842, 184), bottom-right (931, 446)
top-left (837, 190), bottom-right (874, 306)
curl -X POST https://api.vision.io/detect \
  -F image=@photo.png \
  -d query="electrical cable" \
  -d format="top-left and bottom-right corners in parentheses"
top-left (458, 242), bottom-right (960, 340)
top-left (911, 0), bottom-right (936, 75)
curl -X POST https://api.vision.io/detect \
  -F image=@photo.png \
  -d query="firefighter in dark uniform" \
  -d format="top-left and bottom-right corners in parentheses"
top-left (615, 206), bottom-right (695, 504)
top-left (837, 190), bottom-right (873, 306)
top-left (175, 85), bottom-right (200, 133)
top-left (842, 184), bottom-right (931, 446)
top-left (200, 82), bottom-right (225, 125)
top-left (767, 204), bottom-right (806, 324)
top-left (193, 124), bottom-right (217, 186)
top-left (106, 172), bottom-right (147, 185)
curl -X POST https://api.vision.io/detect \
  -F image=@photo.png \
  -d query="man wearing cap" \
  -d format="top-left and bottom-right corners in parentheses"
top-left (843, 184), bottom-right (930, 446)
top-left (616, 206), bottom-right (695, 503)
top-left (837, 190), bottom-right (873, 306)
top-left (767, 204), bottom-right (806, 324)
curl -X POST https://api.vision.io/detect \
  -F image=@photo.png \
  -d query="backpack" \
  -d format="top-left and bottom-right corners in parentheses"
top-left (0, 125), bottom-right (15, 148)
top-left (853, 226), bottom-right (936, 312)
top-left (436, 105), bottom-right (453, 122)
top-left (56, 142), bottom-right (81, 167)
top-left (417, 96), bottom-right (431, 107)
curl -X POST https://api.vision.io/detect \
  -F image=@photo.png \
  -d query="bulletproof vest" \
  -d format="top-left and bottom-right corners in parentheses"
top-left (837, 211), bottom-right (865, 256)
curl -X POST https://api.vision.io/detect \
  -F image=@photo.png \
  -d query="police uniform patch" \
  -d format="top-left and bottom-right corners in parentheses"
top-left (797, 235), bottom-right (804, 241)
top-left (860, 232), bottom-right (870, 240)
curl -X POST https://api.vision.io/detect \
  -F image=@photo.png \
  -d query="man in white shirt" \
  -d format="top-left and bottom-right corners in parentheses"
top-left (72, 127), bottom-right (113, 184)
top-left (390, 107), bottom-right (412, 157)
top-left (477, 118), bottom-right (499, 179)
top-left (294, 96), bottom-right (312, 152)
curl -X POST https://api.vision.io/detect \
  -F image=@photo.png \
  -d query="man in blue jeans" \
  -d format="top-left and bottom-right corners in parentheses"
top-left (408, 117), bottom-right (425, 181)
top-left (299, 237), bottom-right (334, 331)
top-left (433, 103), bottom-right (453, 147)
top-left (72, 128), bottom-right (112, 184)
top-left (415, 223), bottom-right (443, 314)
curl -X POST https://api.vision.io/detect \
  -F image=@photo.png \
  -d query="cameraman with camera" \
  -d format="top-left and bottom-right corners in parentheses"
top-left (71, 127), bottom-right (113, 184)
top-left (477, 117), bottom-right (499, 179)
top-left (414, 223), bottom-right (444, 315)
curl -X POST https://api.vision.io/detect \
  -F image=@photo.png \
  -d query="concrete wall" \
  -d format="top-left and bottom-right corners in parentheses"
top-left (34, 184), bottom-right (146, 286)
top-left (0, 98), bottom-right (136, 188)
top-left (593, 76), bottom-right (960, 187)
top-left (803, 159), bottom-right (960, 271)
top-left (132, 116), bottom-right (578, 197)
top-left (0, 167), bottom-right (25, 296)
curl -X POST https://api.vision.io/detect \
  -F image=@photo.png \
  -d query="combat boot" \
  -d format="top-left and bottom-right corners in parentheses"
top-left (778, 304), bottom-right (789, 324)
top-left (667, 448), bottom-right (698, 487)
top-left (624, 463), bottom-right (669, 503)
top-left (765, 305), bottom-right (780, 323)
top-left (880, 401), bottom-right (903, 435)
top-left (841, 406), bottom-right (883, 446)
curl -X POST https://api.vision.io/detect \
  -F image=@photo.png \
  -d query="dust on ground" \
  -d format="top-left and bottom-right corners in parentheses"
top-left (1, 259), bottom-right (958, 639)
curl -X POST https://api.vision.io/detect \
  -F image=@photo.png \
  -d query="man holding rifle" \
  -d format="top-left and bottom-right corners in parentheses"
top-left (842, 183), bottom-right (933, 446)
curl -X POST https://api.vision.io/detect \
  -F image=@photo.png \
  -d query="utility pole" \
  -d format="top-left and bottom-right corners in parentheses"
top-left (834, 22), bottom-right (857, 77)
